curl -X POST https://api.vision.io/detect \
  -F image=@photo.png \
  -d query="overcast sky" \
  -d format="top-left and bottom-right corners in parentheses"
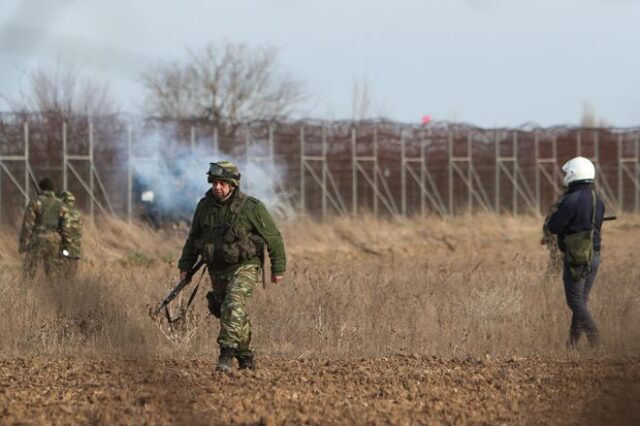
top-left (0, 0), bottom-right (638, 127)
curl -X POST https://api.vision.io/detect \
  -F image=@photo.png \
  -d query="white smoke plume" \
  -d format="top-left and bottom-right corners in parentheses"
top-left (127, 127), bottom-right (295, 224)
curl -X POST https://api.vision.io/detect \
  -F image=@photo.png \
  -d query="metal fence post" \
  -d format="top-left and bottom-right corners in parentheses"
top-left (89, 122), bottom-right (95, 223)
top-left (127, 122), bottom-right (133, 223)
top-left (401, 129), bottom-right (406, 216)
top-left (299, 125), bottom-right (305, 214)
top-left (63, 122), bottom-right (68, 191)
top-left (24, 121), bottom-right (30, 205)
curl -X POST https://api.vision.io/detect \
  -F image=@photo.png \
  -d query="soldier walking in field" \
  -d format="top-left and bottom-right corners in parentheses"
top-left (545, 157), bottom-right (604, 348)
top-left (19, 178), bottom-right (71, 280)
top-left (58, 191), bottom-right (83, 277)
top-left (178, 161), bottom-right (286, 372)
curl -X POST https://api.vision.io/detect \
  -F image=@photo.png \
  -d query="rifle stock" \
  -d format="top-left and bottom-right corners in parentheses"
top-left (154, 259), bottom-right (206, 315)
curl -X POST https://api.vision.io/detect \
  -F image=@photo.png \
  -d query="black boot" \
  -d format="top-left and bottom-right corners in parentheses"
top-left (237, 354), bottom-right (256, 370)
top-left (216, 347), bottom-right (235, 373)
top-left (587, 330), bottom-right (600, 348)
top-left (566, 319), bottom-right (582, 350)
top-left (566, 331), bottom-right (581, 350)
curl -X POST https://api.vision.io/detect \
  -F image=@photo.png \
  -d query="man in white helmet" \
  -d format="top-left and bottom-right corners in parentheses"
top-left (545, 156), bottom-right (605, 348)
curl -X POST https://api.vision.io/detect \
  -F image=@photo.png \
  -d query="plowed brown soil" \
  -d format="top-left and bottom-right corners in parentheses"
top-left (2, 216), bottom-right (640, 425)
top-left (1, 356), bottom-right (639, 425)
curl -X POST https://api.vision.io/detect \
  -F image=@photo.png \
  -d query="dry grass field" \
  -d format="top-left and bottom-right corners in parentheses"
top-left (1, 214), bottom-right (639, 424)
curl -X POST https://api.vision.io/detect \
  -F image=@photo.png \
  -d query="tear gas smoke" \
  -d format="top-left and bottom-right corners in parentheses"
top-left (127, 128), bottom-right (294, 223)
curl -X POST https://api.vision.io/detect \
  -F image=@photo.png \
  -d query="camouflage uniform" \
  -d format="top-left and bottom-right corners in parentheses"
top-left (19, 190), bottom-right (71, 279)
top-left (58, 191), bottom-right (83, 277)
top-left (209, 264), bottom-right (261, 358)
top-left (179, 162), bottom-right (286, 369)
top-left (541, 196), bottom-right (564, 274)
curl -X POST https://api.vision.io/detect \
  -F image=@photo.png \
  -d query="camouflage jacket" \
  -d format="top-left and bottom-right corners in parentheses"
top-left (178, 189), bottom-right (286, 274)
top-left (64, 207), bottom-right (83, 257)
top-left (19, 191), bottom-right (71, 252)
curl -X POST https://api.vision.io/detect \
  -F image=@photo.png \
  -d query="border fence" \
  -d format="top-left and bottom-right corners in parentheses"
top-left (1, 113), bottom-right (639, 226)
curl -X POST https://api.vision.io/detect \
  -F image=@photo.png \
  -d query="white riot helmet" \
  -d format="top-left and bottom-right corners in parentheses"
top-left (562, 156), bottom-right (595, 187)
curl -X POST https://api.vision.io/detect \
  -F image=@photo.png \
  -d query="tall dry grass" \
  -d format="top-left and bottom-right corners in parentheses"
top-left (1, 214), bottom-right (639, 359)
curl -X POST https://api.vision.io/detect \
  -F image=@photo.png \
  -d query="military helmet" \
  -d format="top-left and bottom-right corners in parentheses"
top-left (58, 190), bottom-right (76, 207)
top-left (207, 161), bottom-right (241, 187)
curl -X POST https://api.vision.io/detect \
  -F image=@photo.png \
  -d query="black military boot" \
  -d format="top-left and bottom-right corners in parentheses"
top-left (566, 332), bottom-right (581, 350)
top-left (237, 354), bottom-right (256, 370)
top-left (587, 330), bottom-right (600, 348)
top-left (216, 347), bottom-right (235, 373)
top-left (566, 320), bottom-right (582, 350)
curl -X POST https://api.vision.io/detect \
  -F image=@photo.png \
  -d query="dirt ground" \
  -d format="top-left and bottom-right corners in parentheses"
top-left (2, 216), bottom-right (640, 425)
top-left (1, 356), bottom-right (639, 425)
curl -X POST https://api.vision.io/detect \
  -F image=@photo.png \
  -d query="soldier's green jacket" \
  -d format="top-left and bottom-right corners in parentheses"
top-left (65, 207), bottom-right (83, 257)
top-left (19, 190), bottom-right (71, 252)
top-left (178, 189), bottom-right (286, 274)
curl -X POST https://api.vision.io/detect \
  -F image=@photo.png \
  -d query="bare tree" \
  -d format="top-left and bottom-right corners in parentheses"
top-left (580, 101), bottom-right (609, 128)
top-left (581, 101), bottom-right (597, 128)
top-left (351, 73), bottom-right (391, 121)
top-left (142, 42), bottom-right (304, 128)
top-left (4, 61), bottom-right (117, 118)
top-left (352, 75), bottom-right (372, 121)
top-left (1, 61), bottom-right (120, 192)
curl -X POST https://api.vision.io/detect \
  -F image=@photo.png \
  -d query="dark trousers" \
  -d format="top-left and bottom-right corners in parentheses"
top-left (563, 253), bottom-right (601, 346)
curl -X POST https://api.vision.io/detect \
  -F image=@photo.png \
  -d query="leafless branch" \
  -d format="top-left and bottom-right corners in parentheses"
top-left (141, 42), bottom-right (305, 129)
top-left (6, 60), bottom-right (117, 118)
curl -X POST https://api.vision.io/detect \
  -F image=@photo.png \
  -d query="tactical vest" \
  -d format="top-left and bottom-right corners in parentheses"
top-left (37, 195), bottom-right (62, 231)
top-left (196, 192), bottom-right (264, 267)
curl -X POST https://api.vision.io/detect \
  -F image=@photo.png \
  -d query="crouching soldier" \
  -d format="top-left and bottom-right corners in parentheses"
top-left (546, 157), bottom-right (604, 348)
top-left (178, 161), bottom-right (286, 372)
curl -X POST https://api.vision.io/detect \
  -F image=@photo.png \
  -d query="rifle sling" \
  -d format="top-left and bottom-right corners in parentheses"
top-left (166, 192), bottom-right (250, 323)
top-left (229, 192), bottom-right (249, 227)
top-left (167, 264), bottom-right (208, 323)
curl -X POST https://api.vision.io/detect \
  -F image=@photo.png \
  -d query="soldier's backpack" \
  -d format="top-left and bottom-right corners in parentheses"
top-left (37, 195), bottom-right (63, 231)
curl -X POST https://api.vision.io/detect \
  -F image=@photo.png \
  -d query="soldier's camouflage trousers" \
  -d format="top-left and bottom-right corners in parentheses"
top-left (62, 241), bottom-right (81, 277)
top-left (23, 232), bottom-right (63, 279)
top-left (208, 264), bottom-right (260, 358)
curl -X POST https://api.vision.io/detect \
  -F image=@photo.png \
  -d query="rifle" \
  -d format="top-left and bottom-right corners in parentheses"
top-left (30, 179), bottom-right (41, 198)
top-left (603, 215), bottom-right (616, 221)
top-left (154, 258), bottom-right (206, 316)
